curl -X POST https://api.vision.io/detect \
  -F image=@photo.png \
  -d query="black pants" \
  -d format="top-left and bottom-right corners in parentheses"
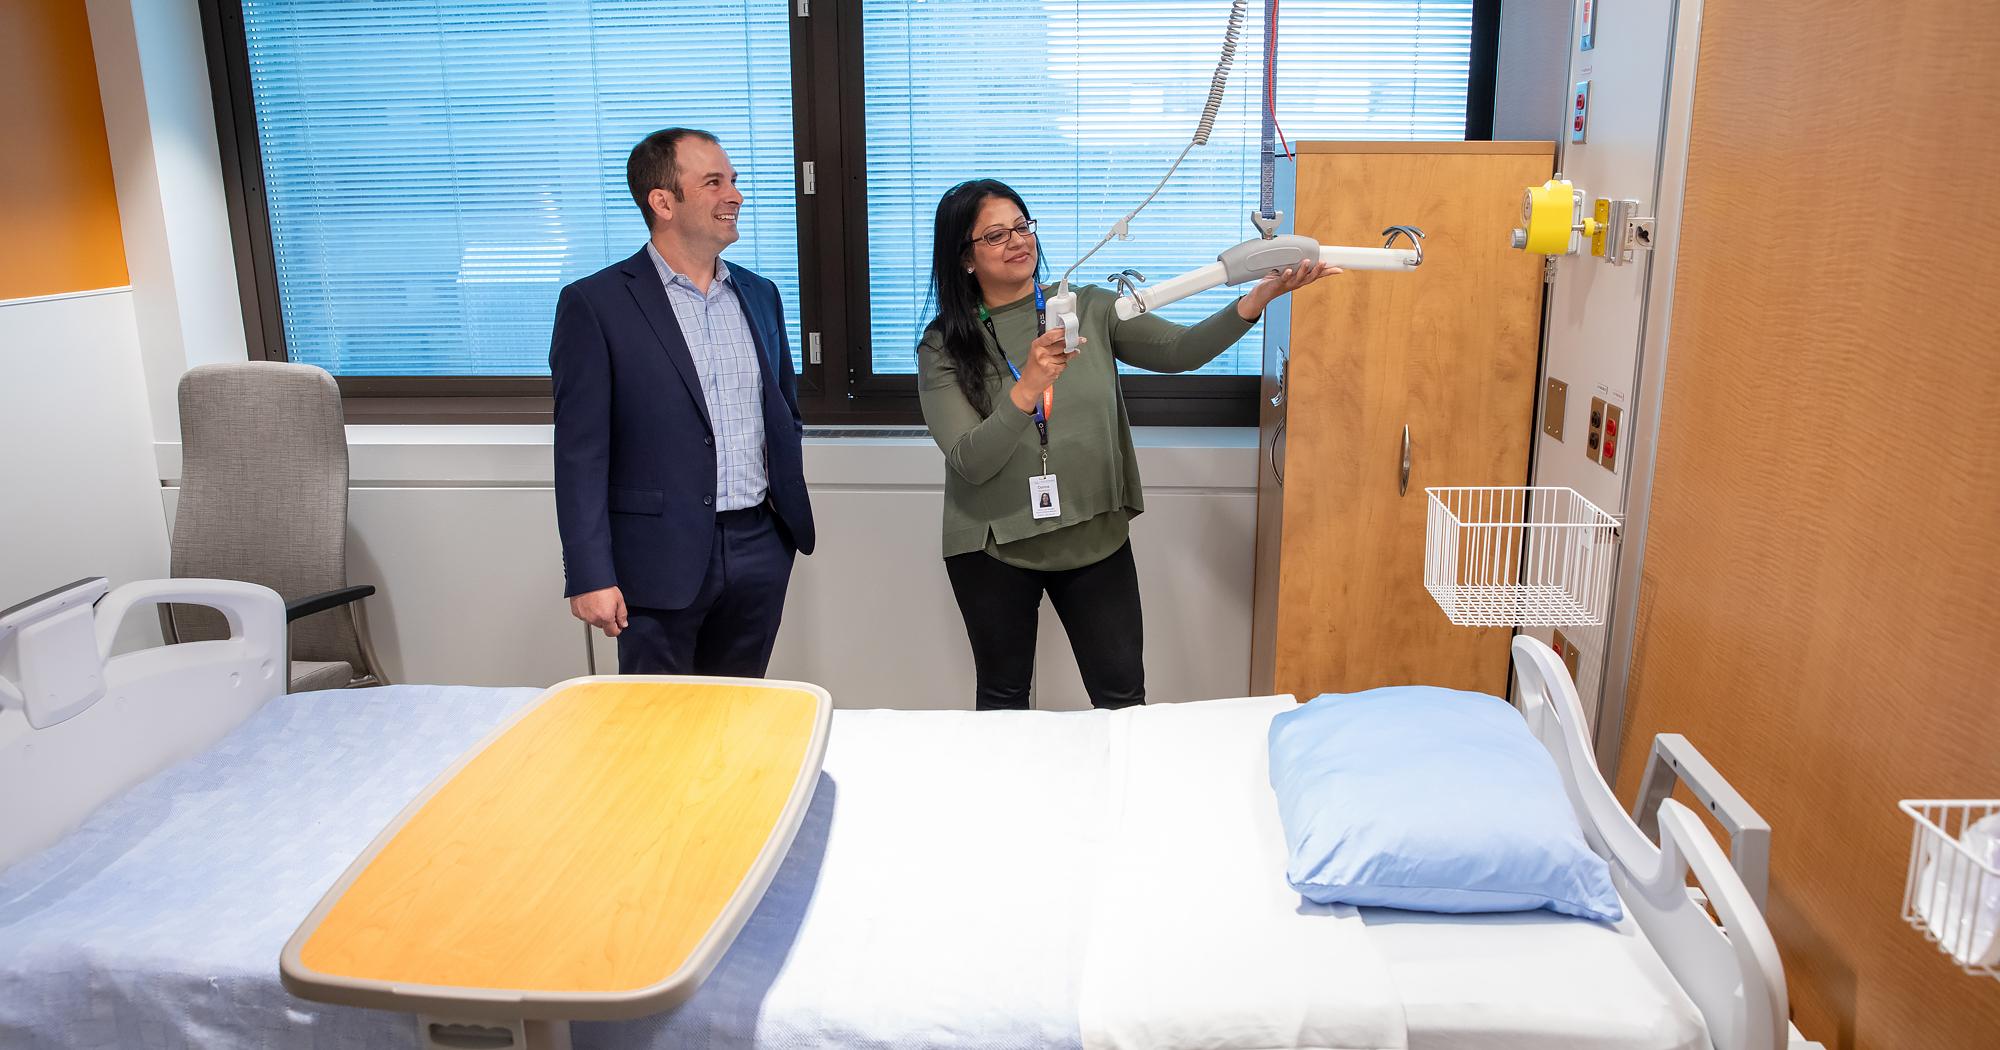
top-left (943, 542), bottom-right (1145, 711)
top-left (617, 505), bottom-right (795, 676)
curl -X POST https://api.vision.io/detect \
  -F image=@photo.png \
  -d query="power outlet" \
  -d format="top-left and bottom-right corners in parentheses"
top-left (1585, 397), bottom-right (1606, 464)
top-left (1601, 403), bottom-right (1624, 473)
top-left (1550, 630), bottom-right (1582, 681)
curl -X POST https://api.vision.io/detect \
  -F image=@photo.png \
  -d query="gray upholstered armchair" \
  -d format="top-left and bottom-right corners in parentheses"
top-left (164, 362), bottom-right (388, 691)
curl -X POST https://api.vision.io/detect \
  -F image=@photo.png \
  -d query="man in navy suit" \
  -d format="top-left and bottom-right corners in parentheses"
top-left (550, 128), bottom-right (814, 675)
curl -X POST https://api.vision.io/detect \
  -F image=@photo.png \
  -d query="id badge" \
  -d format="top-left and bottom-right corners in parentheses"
top-left (1029, 473), bottom-right (1061, 519)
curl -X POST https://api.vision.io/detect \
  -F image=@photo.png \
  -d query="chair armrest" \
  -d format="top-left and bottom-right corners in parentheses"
top-left (286, 585), bottom-right (377, 623)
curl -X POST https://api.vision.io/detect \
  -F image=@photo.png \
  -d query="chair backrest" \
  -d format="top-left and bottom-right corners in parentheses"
top-left (170, 362), bottom-right (358, 665)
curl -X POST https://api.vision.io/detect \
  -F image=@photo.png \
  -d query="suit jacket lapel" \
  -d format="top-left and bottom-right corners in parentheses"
top-left (621, 249), bottom-right (713, 432)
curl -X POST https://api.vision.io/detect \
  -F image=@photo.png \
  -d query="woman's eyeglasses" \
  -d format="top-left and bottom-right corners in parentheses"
top-left (967, 219), bottom-right (1037, 248)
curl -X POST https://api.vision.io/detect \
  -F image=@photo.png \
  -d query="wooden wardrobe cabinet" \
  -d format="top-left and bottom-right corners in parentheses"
top-left (1251, 142), bottom-right (1554, 700)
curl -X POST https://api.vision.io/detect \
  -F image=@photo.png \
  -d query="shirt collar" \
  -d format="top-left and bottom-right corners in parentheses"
top-left (645, 242), bottom-right (732, 291)
top-left (984, 282), bottom-right (1051, 317)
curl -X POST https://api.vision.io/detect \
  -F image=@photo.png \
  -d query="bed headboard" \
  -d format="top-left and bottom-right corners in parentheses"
top-left (0, 578), bottom-right (287, 870)
top-left (1511, 636), bottom-right (1788, 1050)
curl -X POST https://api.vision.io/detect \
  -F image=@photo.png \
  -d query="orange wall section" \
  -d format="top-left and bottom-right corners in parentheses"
top-left (1, 0), bottom-right (130, 300)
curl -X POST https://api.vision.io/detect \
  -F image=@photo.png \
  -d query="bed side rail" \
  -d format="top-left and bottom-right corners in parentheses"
top-left (1511, 636), bottom-right (1789, 1050)
top-left (0, 578), bottom-right (286, 870)
top-left (1644, 797), bottom-right (1789, 1050)
top-left (0, 577), bottom-right (112, 727)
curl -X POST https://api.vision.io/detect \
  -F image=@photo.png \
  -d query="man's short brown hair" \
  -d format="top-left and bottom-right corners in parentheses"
top-left (626, 128), bottom-right (720, 228)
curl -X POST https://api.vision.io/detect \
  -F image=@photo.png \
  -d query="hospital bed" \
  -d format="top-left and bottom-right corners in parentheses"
top-left (0, 578), bottom-right (1801, 1050)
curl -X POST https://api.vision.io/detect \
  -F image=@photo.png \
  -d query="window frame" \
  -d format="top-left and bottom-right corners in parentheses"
top-left (199, 0), bottom-right (1499, 427)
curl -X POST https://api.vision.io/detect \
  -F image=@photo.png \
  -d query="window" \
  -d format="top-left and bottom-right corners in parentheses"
top-left (859, 0), bottom-right (1475, 378)
top-left (230, 0), bottom-right (800, 377)
top-left (206, 0), bottom-right (1489, 422)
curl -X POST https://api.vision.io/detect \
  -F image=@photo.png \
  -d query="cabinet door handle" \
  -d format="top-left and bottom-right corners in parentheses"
top-left (1270, 417), bottom-right (1287, 487)
top-left (1399, 425), bottom-right (1412, 496)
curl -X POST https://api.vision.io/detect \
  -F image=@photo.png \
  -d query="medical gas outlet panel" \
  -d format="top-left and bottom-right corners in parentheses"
top-left (1513, 176), bottom-right (1653, 480)
top-left (1502, 0), bottom-right (1689, 737)
top-left (1509, 0), bottom-right (1679, 521)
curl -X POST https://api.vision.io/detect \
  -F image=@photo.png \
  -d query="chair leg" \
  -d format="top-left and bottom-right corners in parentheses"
top-left (348, 599), bottom-right (391, 686)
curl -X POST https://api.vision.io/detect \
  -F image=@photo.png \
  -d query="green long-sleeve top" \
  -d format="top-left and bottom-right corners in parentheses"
top-left (918, 283), bottom-right (1256, 570)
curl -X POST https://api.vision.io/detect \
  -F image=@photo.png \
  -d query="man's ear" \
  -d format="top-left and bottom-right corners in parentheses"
top-left (648, 186), bottom-right (675, 226)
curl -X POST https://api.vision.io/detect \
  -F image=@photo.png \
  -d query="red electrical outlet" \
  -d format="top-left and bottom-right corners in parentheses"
top-left (1600, 403), bottom-right (1624, 472)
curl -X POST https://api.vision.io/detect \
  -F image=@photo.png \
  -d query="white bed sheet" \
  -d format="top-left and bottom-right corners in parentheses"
top-left (1376, 900), bottom-right (1704, 1048)
top-left (1082, 698), bottom-right (1406, 1050)
top-left (0, 685), bottom-right (1710, 1050)
top-left (0, 685), bottom-right (544, 1050)
top-left (625, 705), bottom-right (1103, 1049)
top-left (1364, 908), bottom-right (1707, 1050)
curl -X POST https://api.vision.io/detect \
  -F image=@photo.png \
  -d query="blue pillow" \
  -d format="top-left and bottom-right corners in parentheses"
top-left (1267, 686), bottom-right (1621, 922)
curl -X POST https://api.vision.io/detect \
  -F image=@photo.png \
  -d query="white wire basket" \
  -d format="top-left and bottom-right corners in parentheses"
top-left (1900, 800), bottom-right (2000, 977)
top-left (1424, 487), bottom-right (1618, 628)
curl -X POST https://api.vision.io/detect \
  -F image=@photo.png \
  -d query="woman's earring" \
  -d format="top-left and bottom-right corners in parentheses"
top-left (966, 268), bottom-right (975, 274)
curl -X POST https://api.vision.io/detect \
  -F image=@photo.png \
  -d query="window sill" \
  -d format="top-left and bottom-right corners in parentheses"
top-left (155, 425), bottom-right (1258, 491)
top-left (333, 376), bottom-right (1262, 429)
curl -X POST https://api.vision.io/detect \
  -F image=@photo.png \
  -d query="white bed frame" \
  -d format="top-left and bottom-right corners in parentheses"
top-left (1, 579), bottom-right (1803, 1050)
top-left (0, 577), bottom-right (287, 869)
top-left (1512, 635), bottom-right (1793, 1050)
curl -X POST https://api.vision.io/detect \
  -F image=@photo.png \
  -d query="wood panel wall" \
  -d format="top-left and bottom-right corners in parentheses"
top-left (1616, 3), bottom-right (2000, 1047)
top-left (0, 1), bottom-right (128, 300)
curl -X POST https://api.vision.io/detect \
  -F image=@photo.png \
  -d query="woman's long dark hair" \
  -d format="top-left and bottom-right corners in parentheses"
top-left (926, 179), bottom-right (1041, 417)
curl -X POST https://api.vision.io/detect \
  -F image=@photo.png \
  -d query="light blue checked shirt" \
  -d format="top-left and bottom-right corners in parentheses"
top-left (647, 243), bottom-right (769, 512)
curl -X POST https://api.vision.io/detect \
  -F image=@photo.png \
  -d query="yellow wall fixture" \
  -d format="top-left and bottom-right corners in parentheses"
top-left (1519, 178), bottom-right (1587, 255)
top-left (1512, 178), bottom-right (1655, 266)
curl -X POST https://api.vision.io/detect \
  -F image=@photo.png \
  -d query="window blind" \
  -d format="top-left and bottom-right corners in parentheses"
top-left (238, 0), bottom-right (1470, 383)
top-left (241, 0), bottom-right (800, 376)
top-left (861, 0), bottom-right (1472, 376)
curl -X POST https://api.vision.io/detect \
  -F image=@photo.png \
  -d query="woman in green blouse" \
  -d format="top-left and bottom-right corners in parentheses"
top-left (917, 179), bottom-right (1334, 710)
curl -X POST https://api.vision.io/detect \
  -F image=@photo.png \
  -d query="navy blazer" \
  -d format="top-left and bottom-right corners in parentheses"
top-left (550, 247), bottom-right (815, 610)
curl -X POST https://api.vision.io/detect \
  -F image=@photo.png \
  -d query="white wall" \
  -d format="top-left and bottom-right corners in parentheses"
top-left (87, 0), bottom-right (249, 443)
top-left (161, 430), bottom-right (1259, 709)
top-left (0, 290), bottom-right (170, 651)
top-left (0, 0), bottom-right (223, 649)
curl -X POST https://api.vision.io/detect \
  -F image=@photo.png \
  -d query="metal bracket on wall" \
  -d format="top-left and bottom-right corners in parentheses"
top-left (1601, 198), bottom-right (1657, 266)
top-left (1632, 734), bottom-right (1772, 910)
